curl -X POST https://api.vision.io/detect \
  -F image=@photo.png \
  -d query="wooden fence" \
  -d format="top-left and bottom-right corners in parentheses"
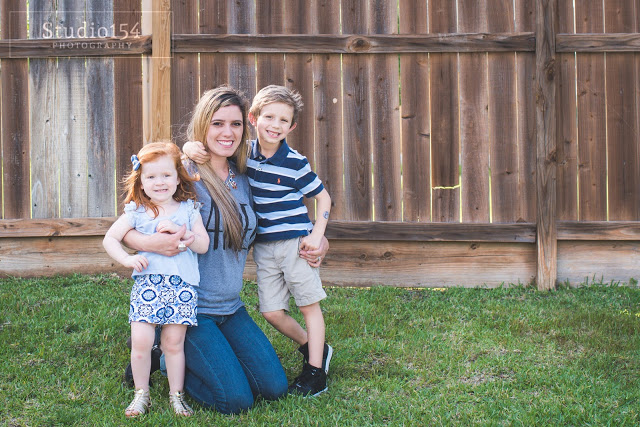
top-left (1, 0), bottom-right (639, 289)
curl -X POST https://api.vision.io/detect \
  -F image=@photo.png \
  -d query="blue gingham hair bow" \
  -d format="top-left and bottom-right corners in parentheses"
top-left (131, 154), bottom-right (141, 171)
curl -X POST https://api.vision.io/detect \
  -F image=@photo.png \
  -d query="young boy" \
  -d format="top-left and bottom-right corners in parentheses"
top-left (247, 85), bottom-right (333, 397)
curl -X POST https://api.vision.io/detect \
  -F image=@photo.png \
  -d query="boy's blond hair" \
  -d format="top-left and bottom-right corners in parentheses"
top-left (249, 85), bottom-right (304, 126)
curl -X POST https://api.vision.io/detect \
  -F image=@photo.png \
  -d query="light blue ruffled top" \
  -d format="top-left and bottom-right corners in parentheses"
top-left (125, 199), bottom-right (201, 286)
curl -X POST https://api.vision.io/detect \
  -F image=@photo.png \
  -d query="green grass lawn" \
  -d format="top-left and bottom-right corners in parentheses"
top-left (1, 275), bottom-right (640, 426)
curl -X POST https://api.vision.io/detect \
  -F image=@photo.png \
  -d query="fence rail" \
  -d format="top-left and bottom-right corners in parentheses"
top-left (1, 0), bottom-right (639, 288)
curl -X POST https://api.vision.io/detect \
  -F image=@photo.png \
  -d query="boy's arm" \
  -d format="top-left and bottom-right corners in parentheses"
top-left (300, 188), bottom-right (331, 251)
top-left (182, 140), bottom-right (210, 164)
top-left (103, 215), bottom-right (149, 272)
top-left (186, 213), bottom-right (210, 254)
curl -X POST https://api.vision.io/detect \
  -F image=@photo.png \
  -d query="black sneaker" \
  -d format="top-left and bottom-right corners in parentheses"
top-left (297, 342), bottom-right (333, 374)
top-left (124, 338), bottom-right (162, 387)
top-left (288, 363), bottom-right (328, 397)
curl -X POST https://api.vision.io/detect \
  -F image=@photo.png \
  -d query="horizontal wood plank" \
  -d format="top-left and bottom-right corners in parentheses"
top-left (325, 221), bottom-right (536, 242)
top-left (246, 241), bottom-right (537, 287)
top-left (0, 236), bottom-right (131, 277)
top-left (4, 234), bottom-right (639, 287)
top-left (6, 218), bottom-right (640, 241)
top-left (558, 241), bottom-right (640, 285)
top-left (173, 33), bottom-right (535, 53)
top-left (557, 221), bottom-right (640, 240)
top-left (0, 35), bottom-right (151, 58)
top-left (0, 217), bottom-right (116, 237)
top-left (557, 33), bottom-right (640, 52)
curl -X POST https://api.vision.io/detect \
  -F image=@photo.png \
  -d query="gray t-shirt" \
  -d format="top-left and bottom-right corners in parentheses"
top-left (194, 166), bottom-right (257, 315)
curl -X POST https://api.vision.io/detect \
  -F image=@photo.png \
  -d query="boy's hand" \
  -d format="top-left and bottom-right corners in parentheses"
top-left (183, 140), bottom-right (210, 164)
top-left (299, 234), bottom-right (322, 253)
top-left (156, 219), bottom-right (181, 234)
top-left (299, 236), bottom-right (329, 267)
top-left (123, 254), bottom-right (149, 273)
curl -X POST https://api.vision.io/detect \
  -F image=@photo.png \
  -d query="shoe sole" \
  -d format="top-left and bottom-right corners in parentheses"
top-left (306, 386), bottom-right (328, 398)
top-left (324, 345), bottom-right (333, 374)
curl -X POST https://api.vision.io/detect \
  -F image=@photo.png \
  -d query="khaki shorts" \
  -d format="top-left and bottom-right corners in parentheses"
top-left (253, 237), bottom-right (326, 312)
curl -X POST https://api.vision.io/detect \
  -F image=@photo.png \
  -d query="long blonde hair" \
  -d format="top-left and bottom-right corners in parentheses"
top-left (187, 86), bottom-right (250, 251)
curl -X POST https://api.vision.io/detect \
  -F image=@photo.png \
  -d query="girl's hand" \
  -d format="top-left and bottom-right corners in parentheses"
top-left (124, 254), bottom-right (149, 272)
top-left (156, 219), bottom-right (180, 234)
top-left (183, 141), bottom-right (210, 164)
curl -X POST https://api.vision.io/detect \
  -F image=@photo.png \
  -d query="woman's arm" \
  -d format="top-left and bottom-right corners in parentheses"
top-left (122, 225), bottom-right (195, 257)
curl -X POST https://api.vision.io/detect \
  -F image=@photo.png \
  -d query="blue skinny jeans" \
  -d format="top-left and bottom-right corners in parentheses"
top-left (182, 306), bottom-right (288, 414)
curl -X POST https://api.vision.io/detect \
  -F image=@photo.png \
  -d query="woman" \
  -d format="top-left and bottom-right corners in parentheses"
top-left (123, 86), bottom-right (328, 414)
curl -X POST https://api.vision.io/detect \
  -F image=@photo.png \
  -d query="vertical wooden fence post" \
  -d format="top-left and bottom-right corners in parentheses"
top-left (1, 0), bottom-right (29, 219)
top-left (536, 0), bottom-right (558, 290)
top-left (151, 0), bottom-right (171, 141)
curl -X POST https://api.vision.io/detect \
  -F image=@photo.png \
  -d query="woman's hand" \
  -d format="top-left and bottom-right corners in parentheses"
top-left (123, 225), bottom-right (195, 257)
top-left (183, 140), bottom-right (210, 164)
top-left (299, 235), bottom-right (329, 268)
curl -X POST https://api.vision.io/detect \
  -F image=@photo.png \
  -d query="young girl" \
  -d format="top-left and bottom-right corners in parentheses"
top-left (103, 142), bottom-right (209, 417)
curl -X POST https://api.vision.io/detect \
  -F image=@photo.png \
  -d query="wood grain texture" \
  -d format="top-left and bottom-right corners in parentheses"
top-left (342, 0), bottom-right (372, 220)
top-left (114, 0), bottom-right (143, 212)
top-left (282, 0), bottom-right (315, 219)
top-left (429, 0), bottom-right (459, 222)
top-left (458, 0), bottom-right (490, 223)
top-left (256, 0), bottom-right (284, 88)
top-left (227, 0), bottom-right (256, 124)
top-left (576, 1), bottom-right (607, 220)
top-left (556, 0), bottom-right (578, 221)
top-left (86, 1), bottom-right (116, 217)
top-left (172, 33), bottom-right (536, 53)
top-left (58, 0), bottom-right (89, 218)
top-left (0, 36), bottom-right (151, 58)
top-left (488, 0), bottom-right (517, 223)
top-left (556, 33), bottom-right (640, 52)
top-left (151, 0), bottom-right (171, 141)
top-left (0, 236), bottom-right (131, 277)
top-left (0, 217), bottom-right (116, 237)
top-left (302, 240), bottom-right (536, 287)
top-left (170, 0), bottom-right (198, 145)
top-left (535, 0), bottom-right (558, 290)
top-left (557, 241), bottom-right (640, 285)
top-left (605, 0), bottom-right (639, 220)
top-left (369, 1), bottom-right (401, 221)
top-left (6, 236), bottom-right (639, 288)
top-left (400, 0), bottom-right (430, 222)
top-left (29, 0), bottom-right (59, 218)
top-left (515, 0), bottom-right (536, 223)
top-left (1, 0), bottom-right (29, 219)
top-left (325, 220), bottom-right (536, 242)
top-left (558, 221), bottom-right (640, 240)
top-left (199, 0), bottom-right (229, 91)
top-left (312, 0), bottom-right (344, 220)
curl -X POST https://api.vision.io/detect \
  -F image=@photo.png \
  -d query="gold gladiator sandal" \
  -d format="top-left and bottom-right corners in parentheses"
top-left (169, 391), bottom-right (193, 416)
top-left (125, 388), bottom-right (151, 417)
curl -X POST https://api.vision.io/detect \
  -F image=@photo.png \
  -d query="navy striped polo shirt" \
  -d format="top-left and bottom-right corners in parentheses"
top-left (247, 139), bottom-right (324, 242)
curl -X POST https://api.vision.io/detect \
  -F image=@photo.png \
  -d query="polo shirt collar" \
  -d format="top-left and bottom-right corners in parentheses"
top-left (252, 139), bottom-right (290, 166)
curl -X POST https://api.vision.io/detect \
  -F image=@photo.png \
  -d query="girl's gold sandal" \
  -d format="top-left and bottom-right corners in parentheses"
top-left (125, 388), bottom-right (151, 417)
top-left (169, 391), bottom-right (193, 416)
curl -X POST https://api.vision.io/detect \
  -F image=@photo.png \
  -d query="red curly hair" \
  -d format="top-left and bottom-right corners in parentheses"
top-left (123, 142), bottom-right (196, 218)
